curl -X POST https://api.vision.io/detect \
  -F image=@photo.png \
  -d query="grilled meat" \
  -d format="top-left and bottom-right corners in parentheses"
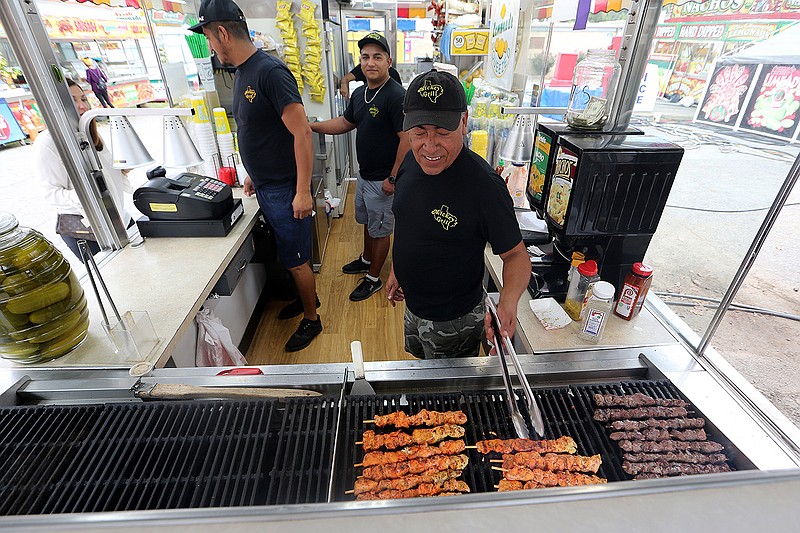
top-left (622, 451), bottom-right (728, 465)
top-left (361, 424), bottom-right (465, 451)
top-left (593, 393), bottom-right (687, 408)
top-left (372, 409), bottom-right (468, 428)
top-left (476, 436), bottom-right (578, 455)
top-left (354, 470), bottom-right (464, 495)
top-left (497, 480), bottom-right (546, 491)
top-left (361, 440), bottom-right (466, 467)
top-left (501, 452), bottom-right (602, 474)
top-left (608, 417), bottom-right (705, 431)
top-left (593, 406), bottom-right (689, 422)
top-left (622, 461), bottom-right (731, 476)
top-left (355, 479), bottom-right (470, 500)
top-left (361, 454), bottom-right (469, 480)
top-left (617, 439), bottom-right (724, 453)
top-left (609, 428), bottom-right (707, 442)
top-left (502, 466), bottom-right (606, 487)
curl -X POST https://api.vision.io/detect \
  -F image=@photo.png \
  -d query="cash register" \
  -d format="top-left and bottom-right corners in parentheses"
top-left (133, 168), bottom-right (244, 237)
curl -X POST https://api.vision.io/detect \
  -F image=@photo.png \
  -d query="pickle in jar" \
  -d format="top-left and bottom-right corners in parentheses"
top-left (6, 282), bottom-right (70, 315)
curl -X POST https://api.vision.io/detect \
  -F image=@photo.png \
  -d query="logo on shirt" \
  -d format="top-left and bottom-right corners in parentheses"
top-left (369, 105), bottom-right (379, 117)
top-left (431, 205), bottom-right (458, 230)
top-left (244, 85), bottom-right (256, 103)
top-left (418, 80), bottom-right (444, 103)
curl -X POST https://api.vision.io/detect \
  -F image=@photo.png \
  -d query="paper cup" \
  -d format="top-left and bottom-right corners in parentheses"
top-left (213, 107), bottom-right (231, 134)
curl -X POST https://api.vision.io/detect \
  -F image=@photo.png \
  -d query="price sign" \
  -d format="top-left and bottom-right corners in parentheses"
top-left (451, 29), bottom-right (491, 56)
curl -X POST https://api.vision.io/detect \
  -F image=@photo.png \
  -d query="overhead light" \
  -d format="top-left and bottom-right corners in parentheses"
top-left (162, 116), bottom-right (204, 168)
top-left (108, 116), bottom-right (155, 169)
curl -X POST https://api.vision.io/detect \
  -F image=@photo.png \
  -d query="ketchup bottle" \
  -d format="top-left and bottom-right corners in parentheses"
top-left (614, 262), bottom-right (654, 320)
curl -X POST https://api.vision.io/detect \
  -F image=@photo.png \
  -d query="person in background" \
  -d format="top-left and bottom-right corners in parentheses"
top-left (386, 70), bottom-right (530, 359)
top-left (311, 32), bottom-right (409, 302)
top-left (35, 79), bottom-right (131, 261)
top-left (339, 61), bottom-right (402, 99)
top-left (83, 58), bottom-right (113, 108)
top-left (191, 0), bottom-right (322, 352)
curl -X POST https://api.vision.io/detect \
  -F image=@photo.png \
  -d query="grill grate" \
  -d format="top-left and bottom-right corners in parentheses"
top-left (266, 397), bottom-right (338, 505)
top-left (0, 399), bottom-right (286, 515)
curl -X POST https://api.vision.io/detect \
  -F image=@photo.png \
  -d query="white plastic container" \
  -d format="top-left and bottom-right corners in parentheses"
top-left (577, 281), bottom-right (615, 344)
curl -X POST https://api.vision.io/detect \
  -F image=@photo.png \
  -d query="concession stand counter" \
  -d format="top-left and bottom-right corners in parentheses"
top-left (1, 0), bottom-right (799, 528)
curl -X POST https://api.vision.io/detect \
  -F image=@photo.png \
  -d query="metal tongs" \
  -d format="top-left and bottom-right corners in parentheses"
top-left (78, 239), bottom-right (122, 328)
top-left (485, 293), bottom-right (545, 438)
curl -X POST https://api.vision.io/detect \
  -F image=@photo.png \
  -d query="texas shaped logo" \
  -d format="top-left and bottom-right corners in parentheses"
top-left (244, 86), bottom-right (256, 103)
top-left (418, 80), bottom-right (444, 103)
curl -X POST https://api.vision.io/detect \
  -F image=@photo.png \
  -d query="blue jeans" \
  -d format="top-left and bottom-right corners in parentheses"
top-left (255, 183), bottom-right (312, 269)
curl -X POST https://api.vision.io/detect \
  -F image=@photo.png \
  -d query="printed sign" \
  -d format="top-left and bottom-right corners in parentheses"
top-left (528, 130), bottom-right (553, 205)
top-left (739, 64), bottom-right (800, 139)
top-left (488, 0), bottom-right (520, 91)
top-left (451, 28), bottom-right (491, 56)
top-left (546, 145), bottom-right (578, 228)
top-left (633, 64), bottom-right (661, 113)
top-left (0, 99), bottom-right (25, 145)
top-left (697, 63), bottom-right (758, 127)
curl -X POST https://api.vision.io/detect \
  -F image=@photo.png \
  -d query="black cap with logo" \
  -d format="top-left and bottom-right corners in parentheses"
top-left (403, 70), bottom-right (467, 132)
top-left (357, 32), bottom-right (391, 56)
top-left (189, 0), bottom-right (245, 34)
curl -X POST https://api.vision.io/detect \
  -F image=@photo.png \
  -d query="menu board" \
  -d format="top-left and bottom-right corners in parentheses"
top-left (739, 64), bottom-right (800, 139)
top-left (697, 63), bottom-right (758, 128)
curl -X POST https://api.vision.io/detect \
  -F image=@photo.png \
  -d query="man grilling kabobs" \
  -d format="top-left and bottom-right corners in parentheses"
top-left (311, 33), bottom-right (409, 302)
top-left (387, 70), bottom-right (530, 358)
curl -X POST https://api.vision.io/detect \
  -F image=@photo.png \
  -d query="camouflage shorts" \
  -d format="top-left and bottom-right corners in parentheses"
top-left (404, 302), bottom-right (486, 359)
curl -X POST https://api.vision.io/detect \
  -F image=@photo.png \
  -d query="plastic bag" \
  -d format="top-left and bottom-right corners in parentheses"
top-left (195, 308), bottom-right (247, 367)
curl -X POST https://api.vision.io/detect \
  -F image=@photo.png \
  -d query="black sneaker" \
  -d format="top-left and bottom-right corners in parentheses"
top-left (285, 317), bottom-right (322, 352)
top-left (278, 296), bottom-right (321, 320)
top-left (342, 256), bottom-right (370, 274)
top-left (349, 277), bottom-right (383, 302)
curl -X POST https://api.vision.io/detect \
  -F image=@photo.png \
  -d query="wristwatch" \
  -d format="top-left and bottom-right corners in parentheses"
top-left (387, 175), bottom-right (397, 185)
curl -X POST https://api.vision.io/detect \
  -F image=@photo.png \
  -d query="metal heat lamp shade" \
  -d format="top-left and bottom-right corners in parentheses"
top-left (499, 114), bottom-right (534, 163)
top-left (109, 115), bottom-right (155, 169)
top-left (162, 115), bottom-right (204, 168)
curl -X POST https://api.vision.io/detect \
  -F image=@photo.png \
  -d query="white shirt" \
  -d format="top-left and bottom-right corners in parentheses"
top-left (35, 129), bottom-right (131, 226)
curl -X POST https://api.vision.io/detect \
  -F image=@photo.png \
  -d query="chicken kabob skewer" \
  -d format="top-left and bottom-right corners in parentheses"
top-left (364, 409), bottom-right (468, 428)
top-left (356, 440), bottom-right (466, 467)
top-left (357, 424), bottom-right (465, 451)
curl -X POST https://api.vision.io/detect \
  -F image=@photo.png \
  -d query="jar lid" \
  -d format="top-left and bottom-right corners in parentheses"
top-left (633, 262), bottom-right (653, 277)
top-left (578, 259), bottom-right (598, 277)
top-left (592, 281), bottom-right (615, 300)
top-left (0, 213), bottom-right (18, 236)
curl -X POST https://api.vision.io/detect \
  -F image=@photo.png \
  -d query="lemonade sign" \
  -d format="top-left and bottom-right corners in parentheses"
top-left (488, 0), bottom-right (519, 90)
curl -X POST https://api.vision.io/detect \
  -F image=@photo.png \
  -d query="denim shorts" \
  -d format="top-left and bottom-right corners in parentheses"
top-left (255, 183), bottom-right (313, 269)
top-left (404, 301), bottom-right (486, 359)
top-left (354, 177), bottom-right (394, 238)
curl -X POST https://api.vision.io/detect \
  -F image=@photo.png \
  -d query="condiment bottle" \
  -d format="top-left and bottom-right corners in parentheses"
top-left (567, 251), bottom-right (585, 283)
top-left (614, 262), bottom-right (654, 320)
top-left (564, 259), bottom-right (598, 321)
top-left (578, 281), bottom-right (615, 344)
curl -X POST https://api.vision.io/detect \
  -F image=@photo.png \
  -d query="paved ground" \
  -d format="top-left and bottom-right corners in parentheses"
top-left (2, 106), bottom-right (798, 428)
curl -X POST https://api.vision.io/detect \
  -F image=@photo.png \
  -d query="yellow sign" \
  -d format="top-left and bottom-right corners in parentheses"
top-left (450, 28), bottom-right (491, 56)
top-left (148, 204), bottom-right (178, 213)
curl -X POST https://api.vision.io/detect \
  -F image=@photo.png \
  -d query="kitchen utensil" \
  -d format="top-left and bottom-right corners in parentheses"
top-left (485, 293), bottom-right (545, 438)
top-left (216, 367), bottom-right (264, 376)
top-left (131, 379), bottom-right (320, 400)
top-left (349, 340), bottom-right (375, 395)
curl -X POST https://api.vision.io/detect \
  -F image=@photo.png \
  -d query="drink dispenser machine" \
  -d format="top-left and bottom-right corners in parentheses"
top-left (528, 133), bottom-right (684, 299)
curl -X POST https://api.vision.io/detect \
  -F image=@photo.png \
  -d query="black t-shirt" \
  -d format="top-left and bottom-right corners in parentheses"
top-left (350, 64), bottom-right (402, 85)
top-left (233, 51), bottom-right (303, 187)
top-left (343, 79), bottom-right (405, 181)
top-left (392, 147), bottom-right (523, 321)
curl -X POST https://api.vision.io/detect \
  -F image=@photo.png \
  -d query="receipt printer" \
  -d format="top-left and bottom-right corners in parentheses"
top-left (134, 171), bottom-right (243, 237)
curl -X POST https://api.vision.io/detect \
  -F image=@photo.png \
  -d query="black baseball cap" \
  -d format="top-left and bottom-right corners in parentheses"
top-left (403, 70), bottom-right (467, 131)
top-left (189, 0), bottom-right (245, 34)
top-left (358, 32), bottom-right (391, 56)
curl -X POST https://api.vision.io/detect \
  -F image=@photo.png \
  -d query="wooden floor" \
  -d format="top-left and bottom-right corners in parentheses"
top-left (246, 180), bottom-right (415, 365)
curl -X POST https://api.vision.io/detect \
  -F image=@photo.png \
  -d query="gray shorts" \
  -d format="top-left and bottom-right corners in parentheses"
top-left (354, 177), bottom-right (394, 238)
top-left (404, 302), bottom-right (487, 359)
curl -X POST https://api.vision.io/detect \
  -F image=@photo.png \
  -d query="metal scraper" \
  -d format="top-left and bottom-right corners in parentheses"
top-left (350, 341), bottom-right (375, 395)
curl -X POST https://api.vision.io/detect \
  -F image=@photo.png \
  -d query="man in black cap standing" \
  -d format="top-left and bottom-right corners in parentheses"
top-left (386, 70), bottom-right (530, 359)
top-left (311, 32), bottom-right (408, 302)
top-left (191, 0), bottom-right (322, 352)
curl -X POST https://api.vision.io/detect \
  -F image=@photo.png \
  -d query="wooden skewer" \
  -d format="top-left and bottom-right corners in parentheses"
top-left (494, 485), bottom-right (500, 489)
top-left (354, 463), bottom-right (363, 467)
top-left (356, 441), bottom-right (363, 445)
top-left (491, 466), bottom-right (508, 472)
top-left (489, 459), bottom-right (503, 463)
top-left (465, 445), bottom-right (477, 449)
top-left (345, 489), bottom-right (354, 495)
top-left (364, 419), bottom-right (375, 423)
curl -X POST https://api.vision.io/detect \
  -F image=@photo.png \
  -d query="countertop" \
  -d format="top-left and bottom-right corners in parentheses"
top-left (483, 245), bottom-right (680, 354)
top-left (0, 193), bottom-right (261, 370)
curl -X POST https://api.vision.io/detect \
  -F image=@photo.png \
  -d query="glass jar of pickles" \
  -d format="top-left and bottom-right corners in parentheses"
top-left (0, 213), bottom-right (89, 364)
